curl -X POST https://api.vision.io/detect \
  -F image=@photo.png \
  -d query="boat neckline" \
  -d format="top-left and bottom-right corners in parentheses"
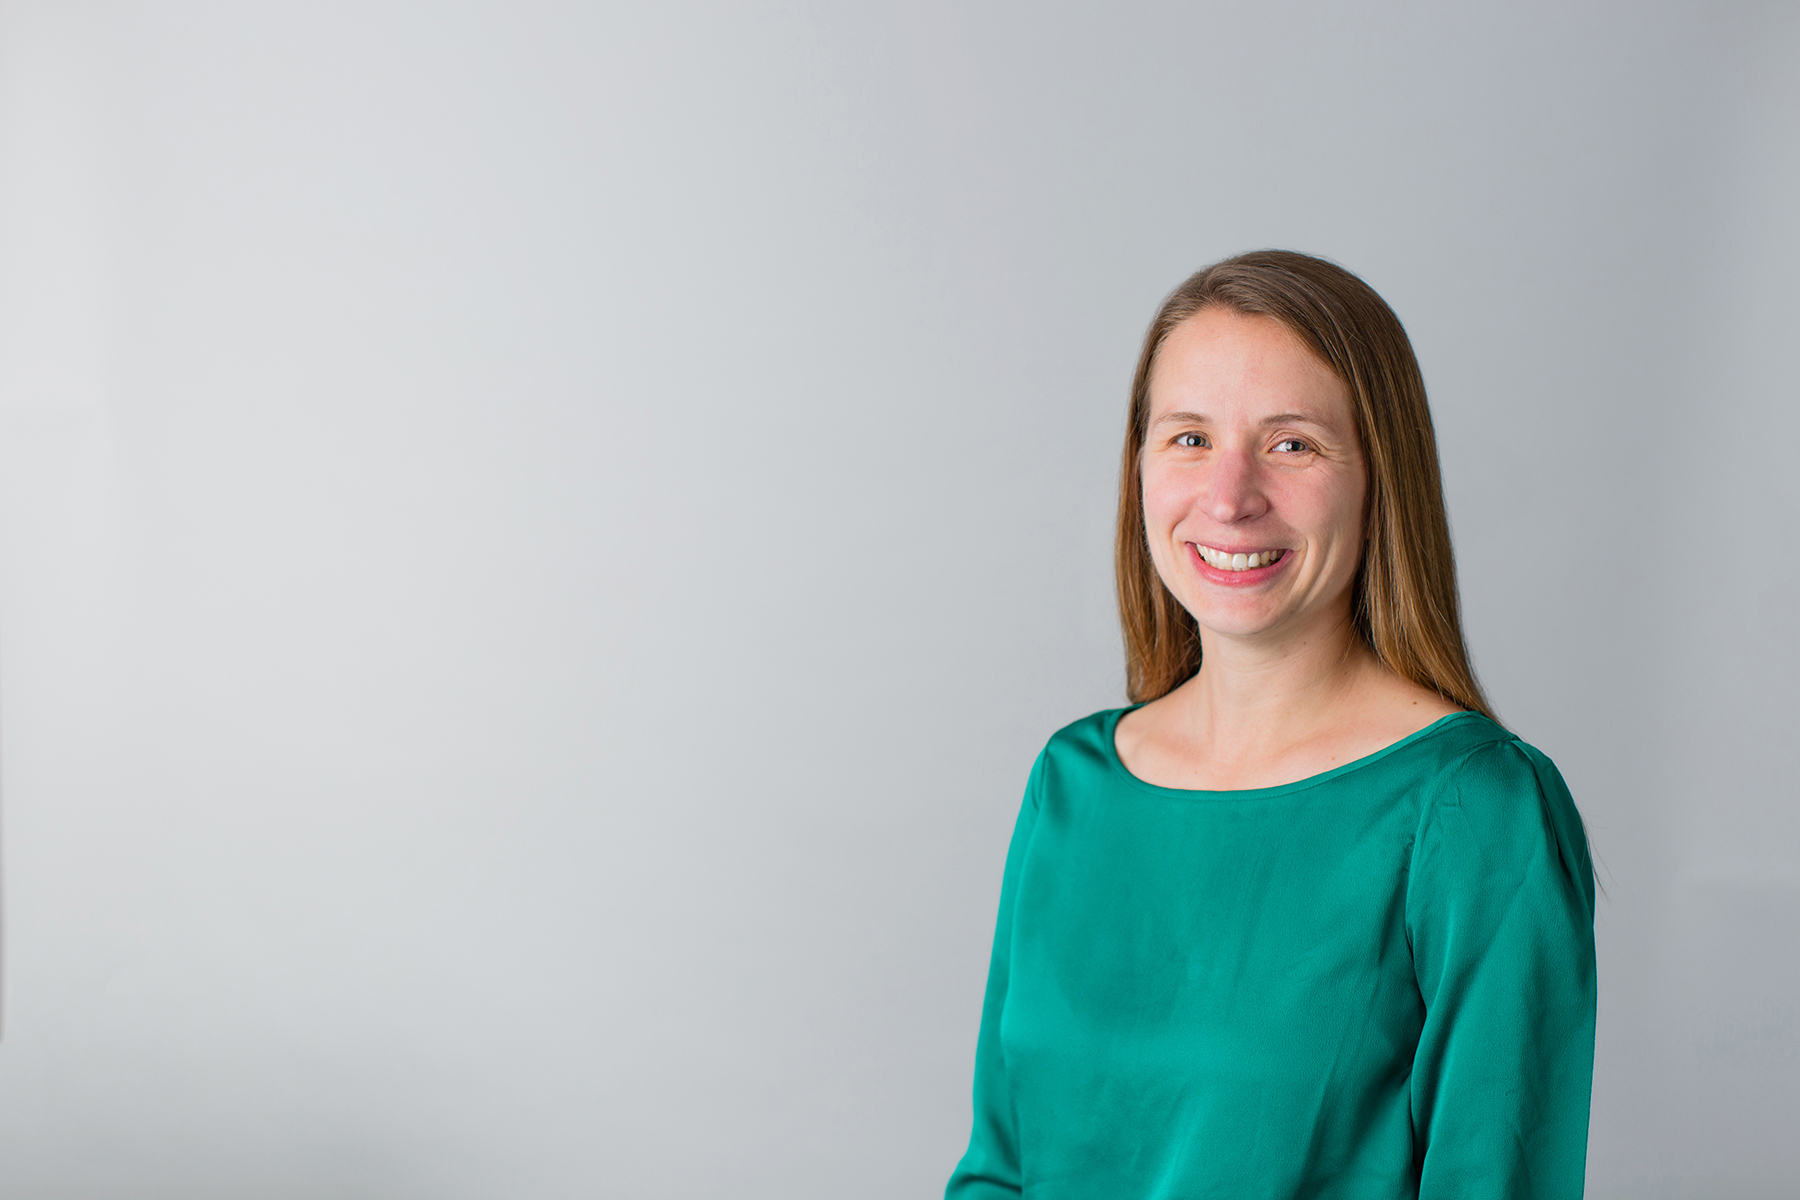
top-left (1102, 707), bottom-right (1489, 800)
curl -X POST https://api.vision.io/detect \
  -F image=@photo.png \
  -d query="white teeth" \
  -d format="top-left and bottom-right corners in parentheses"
top-left (1198, 546), bottom-right (1283, 572)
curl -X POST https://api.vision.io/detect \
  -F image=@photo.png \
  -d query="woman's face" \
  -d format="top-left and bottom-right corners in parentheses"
top-left (1141, 307), bottom-right (1367, 647)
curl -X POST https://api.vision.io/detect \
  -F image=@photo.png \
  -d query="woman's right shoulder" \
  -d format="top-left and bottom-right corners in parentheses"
top-left (1042, 705), bottom-right (1133, 755)
top-left (1016, 706), bottom-right (1136, 802)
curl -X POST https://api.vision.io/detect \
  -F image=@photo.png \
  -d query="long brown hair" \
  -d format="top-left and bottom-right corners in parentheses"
top-left (1115, 250), bottom-right (1494, 719)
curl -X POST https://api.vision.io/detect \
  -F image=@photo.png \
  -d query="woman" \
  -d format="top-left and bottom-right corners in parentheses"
top-left (946, 251), bottom-right (1596, 1199)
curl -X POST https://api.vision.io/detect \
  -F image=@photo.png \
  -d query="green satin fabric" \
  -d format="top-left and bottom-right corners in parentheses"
top-left (947, 709), bottom-right (1596, 1200)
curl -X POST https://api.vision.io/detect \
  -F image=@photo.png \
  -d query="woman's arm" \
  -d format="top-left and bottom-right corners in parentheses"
top-left (945, 757), bottom-right (1044, 1200)
top-left (1407, 738), bottom-right (1598, 1199)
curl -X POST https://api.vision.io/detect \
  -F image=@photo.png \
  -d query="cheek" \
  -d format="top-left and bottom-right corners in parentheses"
top-left (1267, 468), bottom-right (1365, 542)
top-left (1304, 474), bottom-right (1368, 593)
top-left (1139, 463), bottom-right (1188, 529)
top-left (1137, 466), bottom-right (1192, 587)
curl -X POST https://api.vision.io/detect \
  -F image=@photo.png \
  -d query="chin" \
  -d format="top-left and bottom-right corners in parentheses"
top-left (1180, 599), bottom-right (1283, 640)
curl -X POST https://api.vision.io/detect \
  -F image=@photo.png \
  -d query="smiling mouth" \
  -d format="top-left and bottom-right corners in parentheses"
top-left (1194, 544), bottom-right (1287, 572)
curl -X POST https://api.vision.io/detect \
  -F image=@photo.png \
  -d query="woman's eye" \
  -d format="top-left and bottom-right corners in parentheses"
top-left (1273, 438), bottom-right (1310, 453)
top-left (1175, 433), bottom-right (1207, 449)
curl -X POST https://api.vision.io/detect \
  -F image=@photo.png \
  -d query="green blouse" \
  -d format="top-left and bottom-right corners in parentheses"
top-left (947, 709), bottom-right (1596, 1200)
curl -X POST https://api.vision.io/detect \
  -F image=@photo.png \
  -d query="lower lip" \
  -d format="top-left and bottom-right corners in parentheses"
top-left (1187, 544), bottom-right (1292, 587)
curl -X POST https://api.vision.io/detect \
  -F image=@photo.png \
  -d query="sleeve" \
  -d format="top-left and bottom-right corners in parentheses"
top-left (944, 753), bottom-right (1044, 1200)
top-left (1406, 738), bottom-right (1598, 1200)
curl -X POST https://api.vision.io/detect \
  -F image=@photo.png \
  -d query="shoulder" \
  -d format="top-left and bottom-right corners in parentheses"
top-left (1356, 665), bottom-right (1463, 735)
top-left (1041, 706), bottom-right (1130, 759)
top-left (1410, 721), bottom-right (1596, 915)
top-left (1426, 720), bottom-right (1582, 833)
top-left (1015, 707), bottom-right (1134, 808)
top-left (1408, 711), bottom-right (1517, 774)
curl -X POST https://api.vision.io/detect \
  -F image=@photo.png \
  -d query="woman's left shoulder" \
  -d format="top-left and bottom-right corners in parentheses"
top-left (1412, 720), bottom-right (1596, 911)
top-left (1383, 707), bottom-right (1514, 777)
top-left (1427, 720), bottom-right (1576, 816)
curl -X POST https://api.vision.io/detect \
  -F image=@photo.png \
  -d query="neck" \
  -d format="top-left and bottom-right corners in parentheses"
top-left (1173, 605), bottom-right (1378, 766)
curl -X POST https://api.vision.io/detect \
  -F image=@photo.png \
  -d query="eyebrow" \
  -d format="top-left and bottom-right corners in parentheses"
top-left (1150, 410), bottom-right (1337, 428)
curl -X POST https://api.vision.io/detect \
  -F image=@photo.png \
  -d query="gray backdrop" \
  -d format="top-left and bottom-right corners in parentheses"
top-left (0, 1), bottom-right (1795, 1196)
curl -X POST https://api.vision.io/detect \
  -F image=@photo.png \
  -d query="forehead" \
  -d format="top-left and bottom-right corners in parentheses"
top-left (1148, 307), bottom-right (1350, 424)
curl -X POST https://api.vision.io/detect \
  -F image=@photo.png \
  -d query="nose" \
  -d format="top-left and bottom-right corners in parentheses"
top-left (1203, 448), bottom-right (1269, 524)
